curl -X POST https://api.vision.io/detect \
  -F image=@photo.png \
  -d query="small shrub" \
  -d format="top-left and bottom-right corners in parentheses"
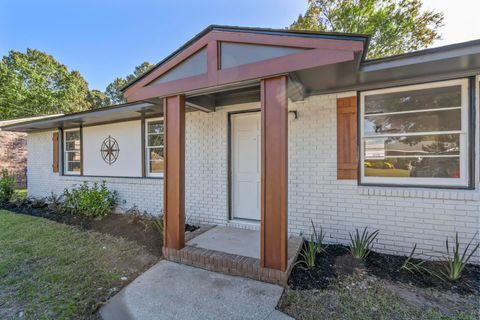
top-left (46, 193), bottom-right (64, 212)
top-left (62, 182), bottom-right (118, 218)
top-left (348, 227), bottom-right (379, 261)
top-left (0, 169), bottom-right (15, 203)
top-left (27, 197), bottom-right (47, 209)
top-left (400, 244), bottom-right (429, 274)
top-left (442, 232), bottom-right (479, 281)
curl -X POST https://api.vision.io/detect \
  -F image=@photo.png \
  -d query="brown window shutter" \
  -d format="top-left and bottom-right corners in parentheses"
top-left (52, 132), bottom-right (59, 173)
top-left (337, 96), bottom-right (358, 179)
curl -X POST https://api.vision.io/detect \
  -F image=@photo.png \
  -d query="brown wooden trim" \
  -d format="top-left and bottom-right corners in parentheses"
top-left (211, 30), bottom-right (364, 51)
top-left (80, 125), bottom-right (84, 176)
top-left (59, 128), bottom-right (64, 175)
top-left (123, 29), bottom-right (363, 100)
top-left (207, 40), bottom-right (218, 83)
top-left (141, 118), bottom-right (146, 178)
top-left (52, 132), bottom-right (59, 173)
top-left (127, 74), bottom-right (208, 102)
top-left (337, 96), bottom-right (358, 179)
top-left (260, 75), bottom-right (288, 271)
top-left (126, 47), bottom-right (354, 102)
top-left (163, 95), bottom-right (186, 250)
top-left (124, 34), bottom-right (212, 98)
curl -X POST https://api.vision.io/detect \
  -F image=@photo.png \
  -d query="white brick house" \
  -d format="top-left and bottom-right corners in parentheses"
top-left (5, 26), bottom-right (480, 269)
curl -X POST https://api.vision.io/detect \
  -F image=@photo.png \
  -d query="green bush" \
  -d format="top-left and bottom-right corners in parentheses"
top-left (0, 169), bottom-right (15, 203)
top-left (62, 182), bottom-right (118, 218)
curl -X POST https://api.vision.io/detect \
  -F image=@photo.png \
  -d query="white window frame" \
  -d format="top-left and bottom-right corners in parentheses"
top-left (476, 75), bottom-right (480, 186)
top-left (145, 118), bottom-right (164, 178)
top-left (63, 128), bottom-right (81, 175)
top-left (360, 79), bottom-right (470, 187)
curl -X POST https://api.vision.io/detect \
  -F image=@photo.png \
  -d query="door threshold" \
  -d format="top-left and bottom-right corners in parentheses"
top-left (228, 219), bottom-right (260, 229)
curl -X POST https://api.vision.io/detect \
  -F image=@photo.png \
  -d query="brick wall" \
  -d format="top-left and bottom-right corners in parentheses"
top-left (0, 131), bottom-right (27, 188)
top-left (27, 92), bottom-right (480, 262)
top-left (27, 131), bottom-right (163, 215)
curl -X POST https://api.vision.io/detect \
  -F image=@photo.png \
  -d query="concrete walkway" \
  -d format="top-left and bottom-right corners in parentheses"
top-left (100, 260), bottom-right (293, 320)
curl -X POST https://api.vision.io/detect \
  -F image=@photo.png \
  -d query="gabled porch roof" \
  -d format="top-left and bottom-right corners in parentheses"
top-left (121, 25), bottom-right (368, 108)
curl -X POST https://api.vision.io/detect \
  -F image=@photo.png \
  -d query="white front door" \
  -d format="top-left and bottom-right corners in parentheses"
top-left (231, 112), bottom-right (261, 221)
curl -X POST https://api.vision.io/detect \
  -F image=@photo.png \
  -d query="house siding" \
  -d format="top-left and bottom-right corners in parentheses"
top-left (27, 92), bottom-right (480, 262)
top-left (27, 131), bottom-right (163, 215)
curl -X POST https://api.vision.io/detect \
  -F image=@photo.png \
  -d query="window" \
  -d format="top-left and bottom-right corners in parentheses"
top-left (360, 79), bottom-right (470, 187)
top-left (145, 119), bottom-right (164, 177)
top-left (64, 129), bottom-right (81, 175)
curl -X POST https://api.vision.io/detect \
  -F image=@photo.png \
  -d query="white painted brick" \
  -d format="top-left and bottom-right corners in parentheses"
top-left (27, 94), bottom-right (480, 263)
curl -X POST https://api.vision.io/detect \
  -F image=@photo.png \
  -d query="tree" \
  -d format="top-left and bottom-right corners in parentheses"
top-left (86, 90), bottom-right (110, 109)
top-left (0, 49), bottom-right (92, 120)
top-left (105, 61), bottom-right (154, 105)
top-left (290, 0), bottom-right (444, 58)
top-left (105, 78), bottom-right (127, 105)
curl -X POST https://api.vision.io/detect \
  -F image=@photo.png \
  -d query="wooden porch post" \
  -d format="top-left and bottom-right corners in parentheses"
top-left (163, 95), bottom-right (186, 250)
top-left (260, 75), bottom-right (288, 271)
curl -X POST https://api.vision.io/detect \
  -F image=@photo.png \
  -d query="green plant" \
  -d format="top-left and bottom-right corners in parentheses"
top-left (27, 197), bottom-right (47, 209)
top-left (400, 244), bottom-right (429, 274)
top-left (62, 182), bottom-right (118, 218)
top-left (46, 193), bottom-right (64, 212)
top-left (151, 215), bottom-right (164, 235)
top-left (441, 232), bottom-right (479, 281)
top-left (310, 220), bottom-right (326, 254)
top-left (297, 238), bottom-right (319, 269)
top-left (0, 169), bottom-right (15, 203)
top-left (348, 227), bottom-right (379, 261)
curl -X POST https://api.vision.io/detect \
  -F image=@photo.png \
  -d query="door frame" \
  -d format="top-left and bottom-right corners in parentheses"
top-left (227, 109), bottom-right (261, 221)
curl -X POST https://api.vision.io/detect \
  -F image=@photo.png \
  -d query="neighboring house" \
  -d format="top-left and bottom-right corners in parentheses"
top-left (4, 26), bottom-right (480, 271)
top-left (0, 115), bottom-right (62, 188)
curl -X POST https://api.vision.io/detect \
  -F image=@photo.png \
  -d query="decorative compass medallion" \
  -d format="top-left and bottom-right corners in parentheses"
top-left (100, 136), bottom-right (120, 165)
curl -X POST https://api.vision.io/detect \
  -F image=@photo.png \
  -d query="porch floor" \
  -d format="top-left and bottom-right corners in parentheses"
top-left (187, 226), bottom-right (260, 259)
top-left (163, 226), bottom-right (303, 285)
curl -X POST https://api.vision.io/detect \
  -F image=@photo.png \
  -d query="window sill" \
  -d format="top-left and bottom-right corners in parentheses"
top-left (357, 184), bottom-right (479, 201)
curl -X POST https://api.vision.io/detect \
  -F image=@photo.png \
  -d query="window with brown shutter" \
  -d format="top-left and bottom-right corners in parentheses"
top-left (52, 131), bottom-right (59, 173)
top-left (337, 96), bottom-right (358, 179)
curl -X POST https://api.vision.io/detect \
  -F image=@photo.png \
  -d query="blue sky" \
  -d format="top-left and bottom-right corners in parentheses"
top-left (0, 0), bottom-right (307, 91)
top-left (1, 0), bottom-right (479, 91)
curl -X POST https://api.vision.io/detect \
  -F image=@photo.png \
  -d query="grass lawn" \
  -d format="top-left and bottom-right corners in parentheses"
top-left (0, 210), bottom-right (157, 319)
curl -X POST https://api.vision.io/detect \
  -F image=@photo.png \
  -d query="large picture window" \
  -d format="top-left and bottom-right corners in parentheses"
top-left (360, 79), bottom-right (470, 187)
top-left (64, 129), bottom-right (81, 175)
top-left (145, 119), bottom-right (164, 177)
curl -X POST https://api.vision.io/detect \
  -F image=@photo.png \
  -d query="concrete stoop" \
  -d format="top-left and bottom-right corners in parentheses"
top-left (163, 230), bottom-right (302, 286)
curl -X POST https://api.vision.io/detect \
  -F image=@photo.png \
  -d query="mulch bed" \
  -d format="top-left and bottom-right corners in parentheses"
top-left (289, 243), bottom-right (480, 296)
top-left (0, 202), bottom-right (199, 258)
